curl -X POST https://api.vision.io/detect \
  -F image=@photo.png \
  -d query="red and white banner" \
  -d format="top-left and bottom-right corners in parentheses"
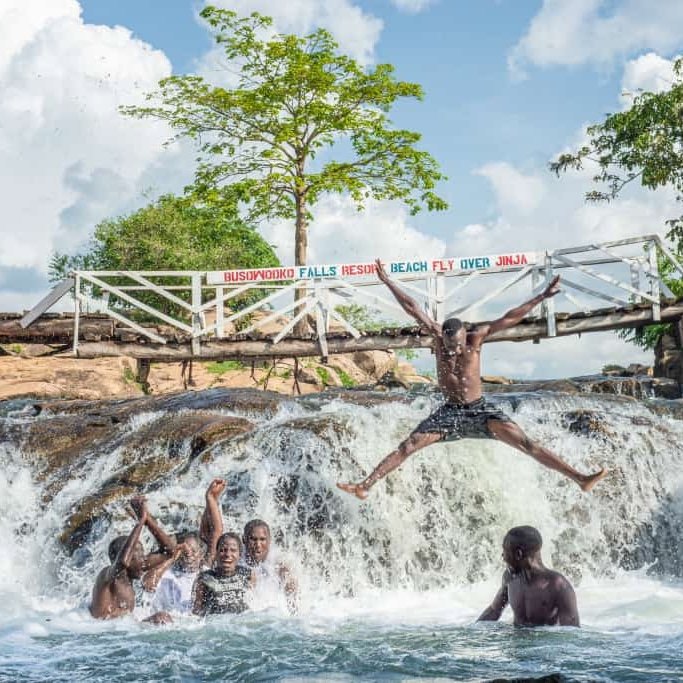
top-left (206, 251), bottom-right (538, 285)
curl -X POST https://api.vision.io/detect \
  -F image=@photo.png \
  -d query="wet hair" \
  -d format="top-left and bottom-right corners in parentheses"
top-left (217, 532), bottom-right (242, 553)
top-left (504, 526), bottom-right (543, 556)
top-left (243, 519), bottom-right (270, 542)
top-left (175, 530), bottom-right (200, 546)
top-left (108, 535), bottom-right (129, 563)
top-left (442, 318), bottom-right (465, 335)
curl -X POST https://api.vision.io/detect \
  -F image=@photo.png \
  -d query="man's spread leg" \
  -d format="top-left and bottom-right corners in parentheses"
top-left (487, 419), bottom-right (608, 492)
top-left (337, 431), bottom-right (442, 499)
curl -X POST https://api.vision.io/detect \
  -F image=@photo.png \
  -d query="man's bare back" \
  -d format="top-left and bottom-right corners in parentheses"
top-left (479, 526), bottom-right (580, 627)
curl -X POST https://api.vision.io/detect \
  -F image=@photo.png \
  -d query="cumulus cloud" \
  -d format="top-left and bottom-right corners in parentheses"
top-left (0, 0), bottom-right (190, 310)
top-left (198, 0), bottom-right (383, 69)
top-left (509, 0), bottom-right (683, 75)
top-left (262, 194), bottom-right (445, 266)
top-left (621, 51), bottom-right (679, 96)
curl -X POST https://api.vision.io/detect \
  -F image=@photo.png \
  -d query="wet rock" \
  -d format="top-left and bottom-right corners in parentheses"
top-left (53, 412), bottom-right (253, 554)
top-left (562, 410), bottom-right (614, 439)
top-left (352, 350), bottom-right (396, 380)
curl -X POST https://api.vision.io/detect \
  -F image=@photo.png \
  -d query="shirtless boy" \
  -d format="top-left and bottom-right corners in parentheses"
top-left (478, 525), bottom-right (580, 627)
top-left (338, 259), bottom-right (607, 499)
top-left (89, 497), bottom-right (151, 620)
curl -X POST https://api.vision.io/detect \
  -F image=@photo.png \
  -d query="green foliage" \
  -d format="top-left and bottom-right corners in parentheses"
top-left (550, 58), bottom-right (683, 233)
top-left (122, 366), bottom-right (136, 384)
top-left (334, 303), bottom-right (385, 331)
top-left (206, 359), bottom-right (245, 375)
top-left (395, 348), bottom-right (419, 361)
top-left (50, 194), bottom-right (279, 317)
top-left (121, 7), bottom-right (447, 267)
top-left (551, 59), bottom-right (683, 349)
top-left (315, 366), bottom-right (331, 385)
top-left (336, 368), bottom-right (356, 388)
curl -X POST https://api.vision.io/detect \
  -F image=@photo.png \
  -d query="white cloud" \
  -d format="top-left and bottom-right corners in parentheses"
top-left (199, 0), bottom-right (383, 68)
top-left (475, 163), bottom-right (546, 216)
top-left (389, 0), bottom-right (437, 13)
top-left (261, 195), bottom-right (445, 266)
top-left (509, 0), bottom-right (683, 75)
top-left (621, 52), bottom-right (678, 96)
top-left (0, 0), bottom-right (191, 309)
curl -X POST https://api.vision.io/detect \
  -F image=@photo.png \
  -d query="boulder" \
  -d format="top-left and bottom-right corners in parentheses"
top-left (352, 350), bottom-right (397, 380)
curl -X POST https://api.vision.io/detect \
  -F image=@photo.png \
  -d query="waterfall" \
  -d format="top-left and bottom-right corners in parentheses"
top-left (1, 388), bottom-right (683, 615)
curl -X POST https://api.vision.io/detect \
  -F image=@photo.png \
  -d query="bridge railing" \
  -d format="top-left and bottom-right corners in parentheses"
top-left (20, 233), bottom-right (683, 358)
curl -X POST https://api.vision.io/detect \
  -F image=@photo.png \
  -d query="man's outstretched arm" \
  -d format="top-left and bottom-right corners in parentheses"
top-left (484, 275), bottom-right (560, 337)
top-left (477, 572), bottom-right (510, 622)
top-left (199, 478), bottom-right (225, 566)
top-left (374, 259), bottom-right (441, 336)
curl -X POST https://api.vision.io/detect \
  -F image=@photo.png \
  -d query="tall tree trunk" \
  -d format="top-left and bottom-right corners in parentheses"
top-left (293, 192), bottom-right (309, 337)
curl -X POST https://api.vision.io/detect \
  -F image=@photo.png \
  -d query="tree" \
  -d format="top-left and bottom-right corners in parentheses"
top-left (121, 7), bottom-right (448, 330)
top-left (51, 193), bottom-right (279, 315)
top-left (550, 58), bottom-right (683, 348)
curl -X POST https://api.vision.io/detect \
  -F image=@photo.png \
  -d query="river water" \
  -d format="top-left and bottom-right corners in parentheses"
top-left (1, 388), bottom-right (683, 682)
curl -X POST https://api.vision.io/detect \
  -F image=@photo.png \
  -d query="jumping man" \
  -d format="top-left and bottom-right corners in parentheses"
top-left (337, 259), bottom-right (607, 500)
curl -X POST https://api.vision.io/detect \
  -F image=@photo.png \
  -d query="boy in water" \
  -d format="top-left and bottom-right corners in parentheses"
top-left (90, 497), bottom-right (162, 620)
top-left (478, 526), bottom-right (580, 627)
top-left (337, 259), bottom-right (607, 500)
top-left (241, 519), bottom-right (298, 614)
top-left (143, 479), bottom-right (226, 614)
top-left (192, 532), bottom-right (256, 615)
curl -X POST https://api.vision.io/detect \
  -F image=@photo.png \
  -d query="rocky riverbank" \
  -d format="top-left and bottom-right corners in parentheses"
top-left (0, 349), bottom-right (430, 400)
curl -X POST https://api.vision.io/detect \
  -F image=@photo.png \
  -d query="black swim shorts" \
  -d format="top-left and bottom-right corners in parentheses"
top-left (412, 397), bottom-right (512, 441)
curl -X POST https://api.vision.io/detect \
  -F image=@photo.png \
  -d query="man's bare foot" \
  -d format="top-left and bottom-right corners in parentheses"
top-left (336, 482), bottom-right (370, 500)
top-left (579, 467), bottom-right (609, 492)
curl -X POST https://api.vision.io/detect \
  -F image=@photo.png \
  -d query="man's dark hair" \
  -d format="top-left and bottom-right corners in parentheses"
top-left (243, 519), bottom-right (270, 542)
top-left (216, 532), bottom-right (242, 553)
top-left (442, 318), bottom-right (470, 335)
top-left (176, 530), bottom-right (201, 546)
top-left (504, 526), bottom-right (542, 555)
top-left (108, 535), bottom-right (129, 563)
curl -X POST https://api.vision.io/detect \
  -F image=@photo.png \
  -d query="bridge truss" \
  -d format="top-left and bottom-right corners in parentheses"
top-left (19, 233), bottom-right (683, 360)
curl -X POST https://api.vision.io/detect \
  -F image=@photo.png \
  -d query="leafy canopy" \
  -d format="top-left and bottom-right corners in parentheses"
top-left (121, 7), bottom-right (447, 266)
top-left (50, 194), bottom-right (279, 315)
top-left (550, 59), bottom-right (683, 349)
top-left (551, 58), bottom-right (683, 237)
top-left (51, 194), bottom-right (278, 275)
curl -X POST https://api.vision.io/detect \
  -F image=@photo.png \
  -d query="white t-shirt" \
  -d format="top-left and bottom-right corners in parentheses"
top-left (239, 550), bottom-right (292, 611)
top-left (152, 567), bottom-right (197, 613)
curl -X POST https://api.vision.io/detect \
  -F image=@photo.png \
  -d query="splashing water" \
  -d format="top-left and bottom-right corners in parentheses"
top-left (1, 389), bottom-right (683, 682)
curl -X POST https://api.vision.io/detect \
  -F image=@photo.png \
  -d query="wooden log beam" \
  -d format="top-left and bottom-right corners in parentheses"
top-left (0, 318), bottom-right (115, 343)
top-left (70, 302), bottom-right (683, 360)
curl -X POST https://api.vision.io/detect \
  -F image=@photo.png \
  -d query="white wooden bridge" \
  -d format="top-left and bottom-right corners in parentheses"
top-left (5, 233), bottom-right (683, 362)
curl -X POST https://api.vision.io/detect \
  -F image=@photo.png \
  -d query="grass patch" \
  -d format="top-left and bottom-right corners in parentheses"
top-left (122, 366), bottom-right (136, 384)
top-left (315, 366), bottom-right (331, 385)
top-left (336, 369), bottom-right (356, 388)
top-left (206, 360), bottom-right (245, 375)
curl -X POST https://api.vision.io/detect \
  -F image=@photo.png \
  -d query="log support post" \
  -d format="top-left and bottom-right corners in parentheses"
top-left (136, 358), bottom-right (151, 393)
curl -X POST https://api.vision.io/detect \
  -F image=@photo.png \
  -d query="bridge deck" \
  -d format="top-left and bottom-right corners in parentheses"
top-left (2, 299), bottom-right (682, 361)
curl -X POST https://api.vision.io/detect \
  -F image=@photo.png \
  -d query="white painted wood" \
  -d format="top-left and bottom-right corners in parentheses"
top-left (20, 278), bottom-right (75, 328)
top-left (81, 273), bottom-right (194, 333)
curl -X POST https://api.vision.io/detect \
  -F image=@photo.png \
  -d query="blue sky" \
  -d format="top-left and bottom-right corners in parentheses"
top-left (76, 0), bottom-right (626, 237)
top-left (2, 0), bottom-right (683, 377)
